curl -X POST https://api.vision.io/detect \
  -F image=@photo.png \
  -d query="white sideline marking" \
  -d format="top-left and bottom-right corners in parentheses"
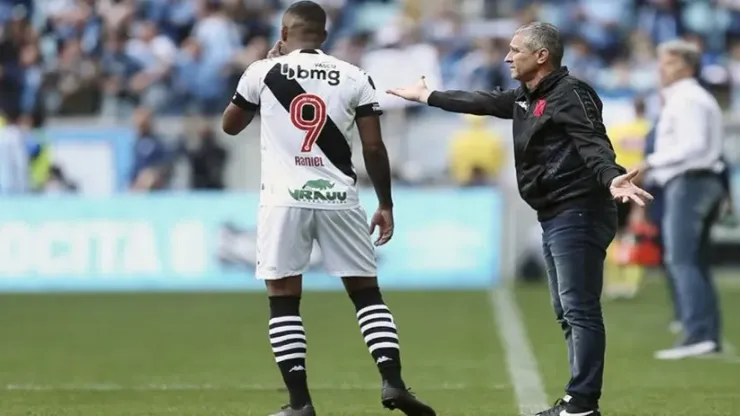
top-left (1, 382), bottom-right (507, 392)
top-left (490, 287), bottom-right (548, 416)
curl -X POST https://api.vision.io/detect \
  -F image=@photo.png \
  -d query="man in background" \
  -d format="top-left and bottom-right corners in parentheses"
top-left (0, 107), bottom-right (29, 194)
top-left (645, 40), bottom-right (726, 360)
top-left (640, 123), bottom-right (684, 334)
top-left (604, 97), bottom-right (651, 299)
top-left (186, 122), bottom-right (227, 190)
top-left (448, 114), bottom-right (505, 186)
top-left (129, 107), bottom-right (172, 192)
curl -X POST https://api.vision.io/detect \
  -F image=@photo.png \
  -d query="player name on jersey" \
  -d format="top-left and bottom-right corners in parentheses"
top-left (295, 156), bottom-right (324, 167)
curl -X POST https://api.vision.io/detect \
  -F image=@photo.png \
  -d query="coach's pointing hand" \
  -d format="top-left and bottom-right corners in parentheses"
top-left (370, 207), bottom-right (394, 246)
top-left (609, 169), bottom-right (654, 206)
top-left (386, 76), bottom-right (432, 104)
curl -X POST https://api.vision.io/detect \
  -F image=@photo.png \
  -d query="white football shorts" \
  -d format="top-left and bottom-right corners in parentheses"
top-left (255, 206), bottom-right (378, 279)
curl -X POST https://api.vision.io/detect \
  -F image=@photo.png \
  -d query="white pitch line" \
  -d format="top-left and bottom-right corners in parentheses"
top-left (1, 382), bottom-right (508, 392)
top-left (490, 287), bottom-right (548, 416)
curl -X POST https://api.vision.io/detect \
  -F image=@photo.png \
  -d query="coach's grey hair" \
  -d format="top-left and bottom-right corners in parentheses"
top-left (657, 39), bottom-right (700, 71)
top-left (514, 22), bottom-right (564, 67)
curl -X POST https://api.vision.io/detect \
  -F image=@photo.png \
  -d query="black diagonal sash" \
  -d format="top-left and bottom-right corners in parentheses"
top-left (264, 63), bottom-right (357, 183)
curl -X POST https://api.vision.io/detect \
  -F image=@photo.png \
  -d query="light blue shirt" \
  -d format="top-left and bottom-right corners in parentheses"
top-left (0, 125), bottom-right (30, 194)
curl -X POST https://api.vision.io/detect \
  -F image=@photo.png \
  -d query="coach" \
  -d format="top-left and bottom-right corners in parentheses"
top-left (388, 22), bottom-right (652, 416)
top-left (645, 40), bottom-right (726, 361)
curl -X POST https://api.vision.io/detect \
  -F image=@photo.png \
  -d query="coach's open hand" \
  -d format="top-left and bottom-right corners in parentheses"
top-left (386, 76), bottom-right (432, 104)
top-left (369, 207), bottom-right (394, 246)
top-left (266, 40), bottom-right (284, 59)
top-left (609, 169), bottom-right (654, 206)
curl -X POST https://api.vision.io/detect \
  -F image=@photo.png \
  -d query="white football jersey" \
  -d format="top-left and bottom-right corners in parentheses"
top-left (232, 48), bottom-right (382, 210)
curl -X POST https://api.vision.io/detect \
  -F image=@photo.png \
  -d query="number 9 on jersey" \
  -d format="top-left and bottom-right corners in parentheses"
top-left (290, 93), bottom-right (328, 153)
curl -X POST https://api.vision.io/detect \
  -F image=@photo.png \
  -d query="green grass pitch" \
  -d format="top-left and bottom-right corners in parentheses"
top-left (0, 277), bottom-right (738, 415)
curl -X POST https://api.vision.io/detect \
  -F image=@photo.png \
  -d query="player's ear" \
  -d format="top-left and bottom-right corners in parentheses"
top-left (319, 29), bottom-right (327, 44)
top-left (281, 26), bottom-right (288, 42)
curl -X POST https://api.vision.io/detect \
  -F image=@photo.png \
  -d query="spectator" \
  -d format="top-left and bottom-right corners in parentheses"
top-left (97, 0), bottom-right (137, 33)
top-left (571, 0), bottom-right (631, 59)
top-left (99, 29), bottom-right (143, 119)
top-left (186, 122), bottom-right (227, 190)
top-left (46, 37), bottom-right (100, 115)
top-left (447, 115), bottom-right (505, 187)
top-left (188, 0), bottom-right (241, 116)
top-left (171, 36), bottom-right (202, 114)
top-left (563, 36), bottom-right (605, 82)
top-left (636, 0), bottom-right (682, 47)
top-left (0, 107), bottom-right (29, 194)
top-left (43, 164), bottom-right (78, 193)
top-left (129, 107), bottom-right (171, 192)
top-left (41, 0), bottom-right (103, 56)
top-left (604, 97), bottom-right (652, 300)
top-left (1, 0), bottom-right (740, 118)
top-left (139, 0), bottom-right (196, 44)
top-left (125, 19), bottom-right (177, 111)
top-left (729, 40), bottom-right (740, 108)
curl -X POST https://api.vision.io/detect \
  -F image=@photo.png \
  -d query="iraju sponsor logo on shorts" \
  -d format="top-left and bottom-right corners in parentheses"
top-left (289, 179), bottom-right (347, 204)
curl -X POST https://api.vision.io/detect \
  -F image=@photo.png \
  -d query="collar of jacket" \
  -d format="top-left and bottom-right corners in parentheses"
top-left (522, 66), bottom-right (569, 101)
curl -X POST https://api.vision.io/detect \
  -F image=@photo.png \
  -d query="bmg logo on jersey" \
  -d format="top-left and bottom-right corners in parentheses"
top-left (281, 63), bottom-right (341, 86)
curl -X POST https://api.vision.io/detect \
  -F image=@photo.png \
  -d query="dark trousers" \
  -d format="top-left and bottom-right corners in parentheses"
top-left (541, 203), bottom-right (617, 406)
top-left (662, 174), bottom-right (724, 345)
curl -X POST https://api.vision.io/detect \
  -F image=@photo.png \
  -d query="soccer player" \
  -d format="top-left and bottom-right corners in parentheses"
top-left (221, 2), bottom-right (436, 416)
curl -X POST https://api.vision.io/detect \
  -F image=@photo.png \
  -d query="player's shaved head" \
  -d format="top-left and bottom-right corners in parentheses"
top-left (281, 1), bottom-right (327, 46)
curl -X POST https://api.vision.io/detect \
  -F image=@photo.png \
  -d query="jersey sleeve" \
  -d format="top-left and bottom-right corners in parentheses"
top-left (231, 61), bottom-right (262, 111)
top-left (355, 72), bottom-right (383, 118)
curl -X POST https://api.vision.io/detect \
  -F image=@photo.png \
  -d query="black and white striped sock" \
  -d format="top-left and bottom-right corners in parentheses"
top-left (350, 287), bottom-right (405, 389)
top-left (269, 296), bottom-right (311, 408)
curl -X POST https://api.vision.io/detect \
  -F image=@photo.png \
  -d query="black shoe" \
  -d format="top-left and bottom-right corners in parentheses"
top-left (381, 380), bottom-right (436, 415)
top-left (534, 399), bottom-right (567, 416)
top-left (269, 404), bottom-right (316, 416)
top-left (534, 398), bottom-right (601, 416)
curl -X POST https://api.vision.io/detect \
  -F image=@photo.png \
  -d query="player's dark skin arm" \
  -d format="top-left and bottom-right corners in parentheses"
top-left (341, 114), bottom-right (391, 295)
top-left (357, 115), bottom-right (392, 208)
top-left (221, 103), bottom-right (257, 136)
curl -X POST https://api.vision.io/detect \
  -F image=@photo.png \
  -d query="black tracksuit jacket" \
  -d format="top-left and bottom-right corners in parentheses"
top-left (428, 67), bottom-right (625, 220)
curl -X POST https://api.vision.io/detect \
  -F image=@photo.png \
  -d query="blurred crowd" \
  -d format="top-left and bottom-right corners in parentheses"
top-left (2, 0), bottom-right (740, 123)
top-left (516, 0), bottom-right (740, 108)
top-left (3, 0), bottom-right (740, 192)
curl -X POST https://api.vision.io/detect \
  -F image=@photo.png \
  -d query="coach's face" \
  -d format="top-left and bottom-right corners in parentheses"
top-left (505, 34), bottom-right (542, 82)
top-left (658, 51), bottom-right (688, 87)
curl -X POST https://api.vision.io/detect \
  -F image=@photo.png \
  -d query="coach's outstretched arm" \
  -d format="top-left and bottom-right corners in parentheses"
top-left (552, 88), bottom-right (626, 188)
top-left (387, 76), bottom-right (518, 119)
top-left (554, 87), bottom-right (653, 206)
